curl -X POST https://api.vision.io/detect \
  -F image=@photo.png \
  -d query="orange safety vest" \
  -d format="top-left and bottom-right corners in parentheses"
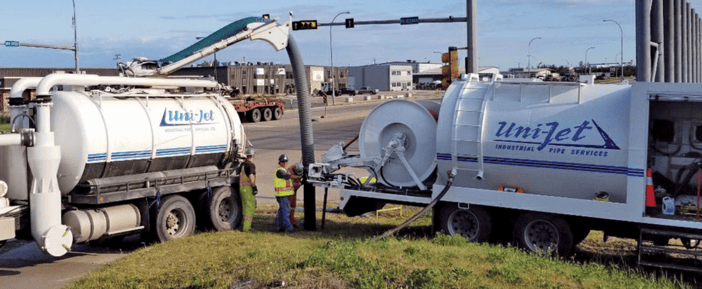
top-left (240, 165), bottom-right (252, 189)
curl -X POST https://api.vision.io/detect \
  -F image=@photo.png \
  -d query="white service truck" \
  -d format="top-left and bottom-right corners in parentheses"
top-left (0, 16), bottom-right (293, 257)
top-left (309, 74), bottom-right (702, 271)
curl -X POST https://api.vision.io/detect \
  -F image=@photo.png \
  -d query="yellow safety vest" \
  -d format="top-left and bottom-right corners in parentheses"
top-left (274, 167), bottom-right (294, 197)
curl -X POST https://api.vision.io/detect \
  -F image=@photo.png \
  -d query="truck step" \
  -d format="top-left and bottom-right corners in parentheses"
top-left (637, 228), bottom-right (702, 273)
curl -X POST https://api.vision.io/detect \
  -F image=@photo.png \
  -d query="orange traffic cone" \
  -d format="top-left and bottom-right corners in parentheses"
top-left (646, 168), bottom-right (656, 207)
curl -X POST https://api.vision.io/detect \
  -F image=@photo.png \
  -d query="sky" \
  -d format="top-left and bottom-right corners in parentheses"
top-left (2, 0), bottom-right (702, 71)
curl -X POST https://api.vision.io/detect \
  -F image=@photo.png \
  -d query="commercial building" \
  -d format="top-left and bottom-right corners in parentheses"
top-left (173, 64), bottom-right (348, 96)
top-left (347, 63), bottom-right (414, 92)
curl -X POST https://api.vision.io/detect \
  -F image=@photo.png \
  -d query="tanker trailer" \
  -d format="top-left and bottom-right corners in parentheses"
top-left (309, 74), bottom-right (702, 270)
top-left (0, 73), bottom-right (246, 256)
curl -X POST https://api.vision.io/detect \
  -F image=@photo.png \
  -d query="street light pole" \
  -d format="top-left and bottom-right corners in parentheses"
top-left (563, 59), bottom-right (570, 67)
top-left (527, 37), bottom-right (541, 75)
top-left (586, 47), bottom-right (595, 74)
top-left (197, 36), bottom-right (217, 82)
top-left (604, 19), bottom-right (623, 79)
top-left (330, 11), bottom-right (350, 106)
top-left (72, 0), bottom-right (79, 73)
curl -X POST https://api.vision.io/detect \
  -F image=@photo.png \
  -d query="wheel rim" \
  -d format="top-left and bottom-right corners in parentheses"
top-left (523, 219), bottom-right (559, 254)
top-left (252, 110), bottom-right (261, 121)
top-left (274, 108), bottom-right (282, 119)
top-left (217, 197), bottom-right (234, 222)
top-left (447, 209), bottom-right (480, 240)
top-left (263, 109), bottom-right (272, 120)
top-left (165, 208), bottom-right (187, 237)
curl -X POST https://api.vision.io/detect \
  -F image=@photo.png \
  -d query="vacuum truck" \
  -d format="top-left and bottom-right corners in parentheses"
top-left (309, 74), bottom-right (702, 271)
top-left (0, 16), bottom-right (292, 257)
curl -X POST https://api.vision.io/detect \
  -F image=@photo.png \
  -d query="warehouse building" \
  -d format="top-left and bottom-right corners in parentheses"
top-left (347, 63), bottom-right (414, 92)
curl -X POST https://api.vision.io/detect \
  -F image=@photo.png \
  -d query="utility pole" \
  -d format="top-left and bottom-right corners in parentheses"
top-left (72, 0), bottom-right (80, 73)
top-left (466, 0), bottom-right (478, 73)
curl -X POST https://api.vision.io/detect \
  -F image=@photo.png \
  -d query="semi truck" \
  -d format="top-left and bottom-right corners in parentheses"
top-left (309, 73), bottom-right (702, 271)
top-left (228, 95), bottom-right (285, 123)
top-left (0, 16), bottom-right (293, 257)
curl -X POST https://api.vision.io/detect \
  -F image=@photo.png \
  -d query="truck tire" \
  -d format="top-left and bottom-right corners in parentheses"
top-left (206, 186), bottom-right (242, 231)
top-left (513, 213), bottom-right (574, 256)
top-left (438, 203), bottom-right (492, 243)
top-left (262, 108), bottom-right (273, 122)
top-left (154, 195), bottom-right (196, 242)
top-left (248, 109), bottom-right (262, 123)
top-left (272, 107), bottom-right (283, 120)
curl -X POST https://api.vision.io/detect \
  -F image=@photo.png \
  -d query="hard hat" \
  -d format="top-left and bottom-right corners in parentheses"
top-left (278, 154), bottom-right (289, 163)
top-left (293, 163), bottom-right (303, 174)
top-left (245, 148), bottom-right (255, 157)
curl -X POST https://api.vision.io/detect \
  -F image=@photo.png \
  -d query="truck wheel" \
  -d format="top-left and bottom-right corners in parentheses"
top-left (262, 108), bottom-right (273, 122)
top-left (272, 107), bottom-right (283, 120)
top-left (513, 213), bottom-right (573, 256)
top-left (207, 186), bottom-right (242, 231)
top-left (155, 195), bottom-right (196, 242)
top-left (248, 109), bottom-right (262, 122)
top-left (438, 203), bottom-right (491, 242)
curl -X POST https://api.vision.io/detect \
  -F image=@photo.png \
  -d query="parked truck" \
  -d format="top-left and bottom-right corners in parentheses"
top-left (309, 73), bottom-right (702, 271)
top-left (227, 95), bottom-right (285, 123)
top-left (0, 16), bottom-right (291, 257)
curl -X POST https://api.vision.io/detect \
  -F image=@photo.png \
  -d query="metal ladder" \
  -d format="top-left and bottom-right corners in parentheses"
top-left (451, 78), bottom-right (493, 180)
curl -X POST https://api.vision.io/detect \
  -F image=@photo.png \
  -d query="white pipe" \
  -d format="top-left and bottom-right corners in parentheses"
top-left (10, 77), bottom-right (42, 99)
top-left (35, 74), bottom-right (218, 96)
top-left (9, 77), bottom-right (42, 130)
top-left (0, 134), bottom-right (22, 146)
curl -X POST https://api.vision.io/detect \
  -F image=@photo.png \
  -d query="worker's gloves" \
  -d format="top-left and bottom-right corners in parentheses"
top-left (252, 186), bottom-right (258, 195)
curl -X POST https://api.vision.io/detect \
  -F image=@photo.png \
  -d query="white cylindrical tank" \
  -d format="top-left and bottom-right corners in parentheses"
top-left (435, 79), bottom-right (635, 203)
top-left (358, 100), bottom-right (440, 187)
top-left (44, 88), bottom-right (244, 195)
top-left (63, 204), bottom-right (141, 243)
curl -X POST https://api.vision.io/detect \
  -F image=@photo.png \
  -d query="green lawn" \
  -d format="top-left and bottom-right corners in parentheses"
top-left (66, 204), bottom-right (686, 289)
top-left (0, 123), bottom-right (10, 132)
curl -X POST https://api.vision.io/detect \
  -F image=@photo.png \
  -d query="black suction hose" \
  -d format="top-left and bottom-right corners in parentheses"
top-left (375, 170), bottom-right (455, 240)
top-left (286, 35), bottom-right (317, 231)
top-left (674, 161), bottom-right (702, 197)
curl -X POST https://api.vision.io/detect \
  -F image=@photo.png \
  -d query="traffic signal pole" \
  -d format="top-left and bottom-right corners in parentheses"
top-left (317, 17), bottom-right (468, 27)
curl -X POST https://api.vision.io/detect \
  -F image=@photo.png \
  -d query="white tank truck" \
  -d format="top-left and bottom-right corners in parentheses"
top-left (309, 74), bottom-right (702, 271)
top-left (0, 16), bottom-right (292, 257)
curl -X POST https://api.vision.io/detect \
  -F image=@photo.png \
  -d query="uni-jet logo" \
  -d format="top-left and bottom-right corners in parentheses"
top-left (493, 120), bottom-right (620, 151)
top-left (160, 108), bottom-right (216, 126)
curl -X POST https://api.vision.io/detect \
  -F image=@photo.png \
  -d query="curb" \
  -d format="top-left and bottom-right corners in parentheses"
top-left (282, 91), bottom-right (439, 110)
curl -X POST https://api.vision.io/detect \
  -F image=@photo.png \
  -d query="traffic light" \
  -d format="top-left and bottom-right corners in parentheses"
top-left (292, 20), bottom-right (318, 31)
top-left (441, 47), bottom-right (459, 89)
top-left (345, 18), bottom-right (354, 29)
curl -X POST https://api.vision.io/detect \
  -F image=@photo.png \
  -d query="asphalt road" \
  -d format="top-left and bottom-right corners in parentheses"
top-left (0, 91), bottom-right (441, 289)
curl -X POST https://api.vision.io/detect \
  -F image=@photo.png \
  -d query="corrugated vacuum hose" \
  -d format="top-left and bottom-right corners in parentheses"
top-left (374, 170), bottom-right (455, 240)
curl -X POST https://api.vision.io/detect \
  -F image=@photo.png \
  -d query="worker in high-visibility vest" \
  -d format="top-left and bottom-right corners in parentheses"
top-left (287, 162), bottom-right (304, 227)
top-left (239, 148), bottom-right (257, 232)
top-left (274, 154), bottom-right (300, 232)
